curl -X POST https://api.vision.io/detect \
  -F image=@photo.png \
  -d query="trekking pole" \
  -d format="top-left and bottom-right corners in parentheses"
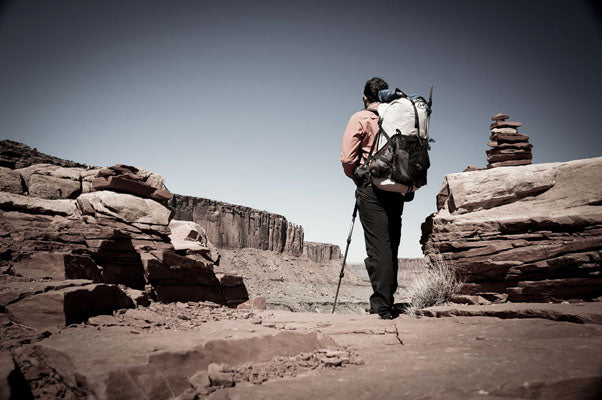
top-left (426, 85), bottom-right (433, 138)
top-left (332, 202), bottom-right (359, 313)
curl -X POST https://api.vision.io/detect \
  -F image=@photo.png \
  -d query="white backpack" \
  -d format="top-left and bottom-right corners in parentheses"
top-left (358, 88), bottom-right (433, 194)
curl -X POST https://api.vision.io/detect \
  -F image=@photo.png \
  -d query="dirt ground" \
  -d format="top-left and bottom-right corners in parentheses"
top-left (217, 248), bottom-right (372, 313)
top-left (217, 249), bottom-right (422, 313)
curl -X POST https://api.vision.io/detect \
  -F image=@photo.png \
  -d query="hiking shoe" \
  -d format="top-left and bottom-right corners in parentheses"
top-left (378, 311), bottom-right (397, 320)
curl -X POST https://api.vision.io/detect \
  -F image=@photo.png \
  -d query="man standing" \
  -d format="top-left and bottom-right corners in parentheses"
top-left (340, 77), bottom-right (405, 320)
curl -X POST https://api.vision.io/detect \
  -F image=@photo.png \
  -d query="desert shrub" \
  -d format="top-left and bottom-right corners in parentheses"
top-left (405, 257), bottom-right (463, 317)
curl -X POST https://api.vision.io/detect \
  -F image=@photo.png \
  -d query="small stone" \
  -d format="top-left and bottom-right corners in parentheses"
top-left (491, 113), bottom-right (509, 121)
top-left (189, 371), bottom-right (211, 389)
top-left (207, 363), bottom-right (234, 388)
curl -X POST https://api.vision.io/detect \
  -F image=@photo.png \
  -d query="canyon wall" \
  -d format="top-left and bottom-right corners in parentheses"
top-left (303, 242), bottom-right (341, 263)
top-left (169, 194), bottom-right (305, 256)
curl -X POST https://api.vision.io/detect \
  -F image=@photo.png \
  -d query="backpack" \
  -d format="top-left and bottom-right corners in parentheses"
top-left (355, 88), bottom-right (433, 196)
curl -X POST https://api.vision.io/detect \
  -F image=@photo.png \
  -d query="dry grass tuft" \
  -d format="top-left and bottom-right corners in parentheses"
top-left (405, 258), bottom-right (463, 317)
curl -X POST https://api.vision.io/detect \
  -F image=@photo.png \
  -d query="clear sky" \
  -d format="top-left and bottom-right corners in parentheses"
top-left (1, 0), bottom-right (601, 262)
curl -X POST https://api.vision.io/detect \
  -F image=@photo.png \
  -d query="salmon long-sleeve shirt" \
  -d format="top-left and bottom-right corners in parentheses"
top-left (340, 103), bottom-right (380, 180)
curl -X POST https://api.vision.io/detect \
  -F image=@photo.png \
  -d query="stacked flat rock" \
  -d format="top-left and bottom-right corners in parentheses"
top-left (486, 113), bottom-right (532, 168)
top-left (92, 164), bottom-right (173, 205)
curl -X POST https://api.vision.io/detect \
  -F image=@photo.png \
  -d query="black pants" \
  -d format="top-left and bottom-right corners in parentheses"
top-left (356, 182), bottom-right (404, 315)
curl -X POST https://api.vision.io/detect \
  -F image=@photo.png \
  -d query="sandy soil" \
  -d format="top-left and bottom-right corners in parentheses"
top-left (217, 249), bottom-right (423, 313)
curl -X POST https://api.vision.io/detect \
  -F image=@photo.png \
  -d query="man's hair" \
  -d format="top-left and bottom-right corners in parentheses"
top-left (364, 77), bottom-right (388, 103)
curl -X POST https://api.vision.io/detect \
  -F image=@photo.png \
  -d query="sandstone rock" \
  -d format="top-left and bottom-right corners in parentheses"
top-left (81, 168), bottom-right (101, 193)
top-left (436, 162), bottom-right (556, 213)
top-left (17, 164), bottom-right (82, 199)
top-left (487, 159), bottom-right (533, 168)
top-left (422, 157), bottom-right (602, 302)
top-left (216, 273), bottom-right (249, 307)
top-left (92, 164), bottom-right (172, 205)
top-left (189, 371), bottom-right (211, 391)
top-left (121, 287), bottom-right (151, 307)
top-left (490, 113), bottom-right (510, 121)
top-left (6, 283), bottom-right (134, 329)
top-left (0, 167), bottom-right (22, 194)
top-left (170, 194), bottom-right (304, 255)
top-left (207, 363), bottom-right (234, 387)
top-left (487, 141), bottom-right (532, 149)
top-left (490, 132), bottom-right (530, 142)
top-left (490, 127), bottom-right (518, 134)
top-left (237, 297), bottom-right (267, 310)
top-left (11, 252), bottom-right (101, 281)
top-left (303, 241), bottom-right (342, 263)
top-left (0, 350), bottom-right (16, 400)
top-left (450, 294), bottom-right (491, 305)
top-left (169, 220), bottom-right (220, 264)
top-left (77, 191), bottom-right (172, 227)
top-left (489, 120), bottom-right (522, 129)
top-left (0, 192), bottom-right (78, 216)
top-left (33, 328), bottom-right (332, 399)
top-left (0, 279), bottom-right (93, 307)
top-left (418, 302), bottom-right (602, 324)
top-left (169, 219), bottom-right (208, 246)
top-left (141, 251), bottom-right (224, 303)
top-left (486, 151), bottom-right (532, 163)
top-left (91, 232), bottom-right (147, 289)
top-left (0, 140), bottom-right (89, 169)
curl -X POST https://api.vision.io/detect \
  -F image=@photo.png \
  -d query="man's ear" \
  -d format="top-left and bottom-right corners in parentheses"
top-left (362, 94), bottom-right (368, 108)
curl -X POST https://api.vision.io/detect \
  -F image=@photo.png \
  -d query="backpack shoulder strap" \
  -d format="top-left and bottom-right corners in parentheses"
top-left (360, 108), bottom-right (382, 165)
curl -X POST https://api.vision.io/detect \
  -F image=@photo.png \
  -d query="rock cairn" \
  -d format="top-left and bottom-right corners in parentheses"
top-left (487, 113), bottom-right (532, 168)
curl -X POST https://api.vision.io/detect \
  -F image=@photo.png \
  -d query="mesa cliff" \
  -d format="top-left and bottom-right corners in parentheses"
top-left (170, 195), bottom-right (305, 256)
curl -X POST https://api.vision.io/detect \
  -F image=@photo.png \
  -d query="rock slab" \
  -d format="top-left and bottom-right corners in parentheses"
top-left (421, 157), bottom-right (602, 302)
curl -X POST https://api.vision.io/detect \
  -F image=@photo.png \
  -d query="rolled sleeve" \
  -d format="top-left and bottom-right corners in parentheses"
top-left (340, 114), bottom-right (365, 179)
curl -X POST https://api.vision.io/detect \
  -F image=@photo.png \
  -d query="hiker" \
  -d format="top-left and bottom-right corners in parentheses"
top-left (340, 77), bottom-right (405, 320)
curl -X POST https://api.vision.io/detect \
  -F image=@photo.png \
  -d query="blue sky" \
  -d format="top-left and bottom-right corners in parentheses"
top-left (1, 0), bottom-right (601, 262)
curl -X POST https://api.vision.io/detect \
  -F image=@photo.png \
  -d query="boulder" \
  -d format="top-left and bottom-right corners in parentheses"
top-left (11, 252), bottom-right (101, 281)
top-left (216, 273), bottom-right (249, 307)
top-left (0, 192), bottom-right (78, 216)
top-left (77, 191), bottom-right (172, 228)
top-left (92, 164), bottom-right (172, 204)
top-left (6, 283), bottom-right (134, 329)
top-left (17, 164), bottom-right (82, 199)
top-left (141, 251), bottom-right (224, 304)
top-left (421, 157), bottom-right (602, 302)
top-left (236, 297), bottom-right (267, 310)
top-left (0, 279), bottom-right (93, 308)
top-left (0, 167), bottom-right (22, 194)
top-left (169, 219), bottom-right (208, 248)
top-left (0, 350), bottom-right (16, 400)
